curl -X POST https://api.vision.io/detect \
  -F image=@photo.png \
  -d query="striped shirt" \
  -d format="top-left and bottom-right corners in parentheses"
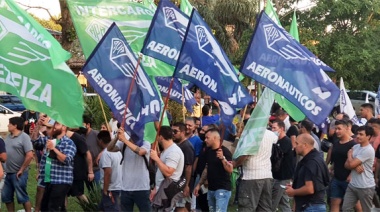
top-left (242, 130), bottom-right (277, 180)
top-left (34, 135), bottom-right (76, 185)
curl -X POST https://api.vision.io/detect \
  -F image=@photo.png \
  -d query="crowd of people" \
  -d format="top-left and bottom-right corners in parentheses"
top-left (0, 100), bottom-right (379, 212)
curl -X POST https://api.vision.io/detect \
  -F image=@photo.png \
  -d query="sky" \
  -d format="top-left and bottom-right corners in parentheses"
top-left (16, 0), bottom-right (61, 19)
top-left (15, 0), bottom-right (315, 20)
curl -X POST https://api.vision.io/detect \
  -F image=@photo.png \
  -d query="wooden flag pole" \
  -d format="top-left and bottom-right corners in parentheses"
top-left (182, 85), bottom-right (186, 123)
top-left (97, 94), bottom-right (111, 132)
top-left (152, 77), bottom-right (175, 150)
top-left (120, 54), bottom-right (143, 129)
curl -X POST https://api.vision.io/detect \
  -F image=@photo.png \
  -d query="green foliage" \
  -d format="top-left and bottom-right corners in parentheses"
top-left (84, 95), bottom-right (111, 130)
top-left (300, 0), bottom-right (380, 90)
top-left (29, 14), bottom-right (61, 31)
top-left (76, 184), bottom-right (102, 211)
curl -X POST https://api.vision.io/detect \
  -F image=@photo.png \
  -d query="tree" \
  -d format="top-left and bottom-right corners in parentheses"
top-left (299, 0), bottom-right (380, 90)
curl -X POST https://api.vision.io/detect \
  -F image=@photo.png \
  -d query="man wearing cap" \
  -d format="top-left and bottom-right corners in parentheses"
top-left (32, 121), bottom-right (76, 211)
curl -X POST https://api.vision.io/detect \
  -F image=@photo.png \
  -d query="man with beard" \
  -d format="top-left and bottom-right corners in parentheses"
top-left (151, 126), bottom-right (184, 211)
top-left (33, 121), bottom-right (76, 211)
top-left (172, 122), bottom-right (195, 211)
top-left (83, 115), bottom-right (101, 190)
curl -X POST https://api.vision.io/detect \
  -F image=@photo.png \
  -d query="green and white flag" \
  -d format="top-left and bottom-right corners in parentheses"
top-left (66, 0), bottom-right (174, 76)
top-left (141, 0), bottom-right (157, 11)
top-left (233, 88), bottom-right (275, 159)
top-left (0, 2), bottom-right (84, 127)
top-left (5, 0), bottom-right (71, 69)
top-left (180, 0), bottom-right (193, 16)
top-left (265, 0), bottom-right (305, 121)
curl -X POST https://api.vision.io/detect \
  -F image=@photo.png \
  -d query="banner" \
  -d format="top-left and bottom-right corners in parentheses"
top-left (82, 23), bottom-right (161, 144)
top-left (142, 0), bottom-right (189, 66)
top-left (155, 76), bottom-right (196, 112)
top-left (180, 0), bottom-right (193, 16)
top-left (0, 4), bottom-right (84, 127)
top-left (5, 0), bottom-right (71, 68)
top-left (233, 88), bottom-right (275, 159)
top-left (339, 78), bottom-right (361, 125)
top-left (265, 2), bottom-right (305, 121)
top-left (66, 0), bottom-right (173, 76)
top-left (240, 12), bottom-right (339, 125)
top-left (174, 9), bottom-right (252, 108)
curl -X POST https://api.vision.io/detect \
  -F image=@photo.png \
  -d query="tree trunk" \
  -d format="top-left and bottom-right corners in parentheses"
top-left (58, 0), bottom-right (74, 51)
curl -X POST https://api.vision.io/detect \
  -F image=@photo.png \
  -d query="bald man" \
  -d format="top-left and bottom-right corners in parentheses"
top-left (285, 134), bottom-right (330, 212)
top-left (193, 129), bottom-right (233, 212)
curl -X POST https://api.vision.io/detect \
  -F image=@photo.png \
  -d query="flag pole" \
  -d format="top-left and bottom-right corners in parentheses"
top-left (97, 94), bottom-right (111, 132)
top-left (120, 54), bottom-right (143, 129)
top-left (237, 81), bottom-right (254, 138)
top-left (182, 85), bottom-right (186, 122)
top-left (152, 77), bottom-right (175, 150)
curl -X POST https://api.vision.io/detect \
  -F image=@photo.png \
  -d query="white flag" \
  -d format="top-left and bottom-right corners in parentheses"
top-left (339, 78), bottom-right (362, 126)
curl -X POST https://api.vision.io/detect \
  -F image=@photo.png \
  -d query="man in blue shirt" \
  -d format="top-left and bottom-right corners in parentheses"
top-left (33, 121), bottom-right (76, 211)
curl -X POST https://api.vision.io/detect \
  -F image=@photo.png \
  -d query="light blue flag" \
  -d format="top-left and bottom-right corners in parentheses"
top-left (240, 12), bottom-right (339, 125)
top-left (82, 23), bottom-right (162, 145)
top-left (174, 9), bottom-right (253, 108)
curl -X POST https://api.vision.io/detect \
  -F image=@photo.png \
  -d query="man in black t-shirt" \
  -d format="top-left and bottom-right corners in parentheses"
top-left (328, 120), bottom-right (357, 211)
top-left (172, 122), bottom-right (195, 211)
top-left (286, 134), bottom-right (329, 211)
top-left (271, 121), bottom-right (294, 211)
top-left (66, 130), bottom-right (93, 203)
top-left (193, 128), bottom-right (233, 212)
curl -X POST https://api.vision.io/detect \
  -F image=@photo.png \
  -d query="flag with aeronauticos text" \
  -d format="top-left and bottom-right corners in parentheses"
top-left (82, 23), bottom-right (161, 145)
top-left (240, 11), bottom-right (339, 125)
top-left (265, 1), bottom-right (306, 122)
top-left (0, 4), bottom-right (84, 127)
top-left (174, 9), bottom-right (253, 108)
top-left (66, 0), bottom-right (173, 76)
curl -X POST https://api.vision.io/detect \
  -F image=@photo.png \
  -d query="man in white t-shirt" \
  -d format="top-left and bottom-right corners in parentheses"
top-left (150, 126), bottom-right (184, 210)
top-left (233, 129), bottom-right (278, 211)
top-left (97, 130), bottom-right (122, 212)
top-left (107, 128), bottom-right (152, 212)
top-left (342, 126), bottom-right (376, 212)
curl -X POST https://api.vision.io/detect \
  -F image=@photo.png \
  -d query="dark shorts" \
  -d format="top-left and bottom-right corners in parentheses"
top-left (67, 180), bottom-right (85, 197)
top-left (330, 178), bottom-right (349, 199)
top-left (99, 190), bottom-right (121, 212)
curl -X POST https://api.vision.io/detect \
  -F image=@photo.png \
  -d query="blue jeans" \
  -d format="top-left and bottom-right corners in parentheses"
top-left (207, 189), bottom-right (231, 212)
top-left (120, 190), bottom-right (151, 212)
top-left (2, 171), bottom-right (30, 204)
top-left (303, 204), bottom-right (326, 212)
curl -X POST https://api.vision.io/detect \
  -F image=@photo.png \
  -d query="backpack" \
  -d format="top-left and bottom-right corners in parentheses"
top-left (120, 143), bottom-right (156, 190)
top-left (271, 143), bottom-right (284, 172)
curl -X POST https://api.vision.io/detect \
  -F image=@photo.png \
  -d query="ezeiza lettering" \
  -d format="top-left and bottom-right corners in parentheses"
top-left (246, 61), bottom-right (322, 116)
top-left (0, 64), bottom-right (51, 107)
